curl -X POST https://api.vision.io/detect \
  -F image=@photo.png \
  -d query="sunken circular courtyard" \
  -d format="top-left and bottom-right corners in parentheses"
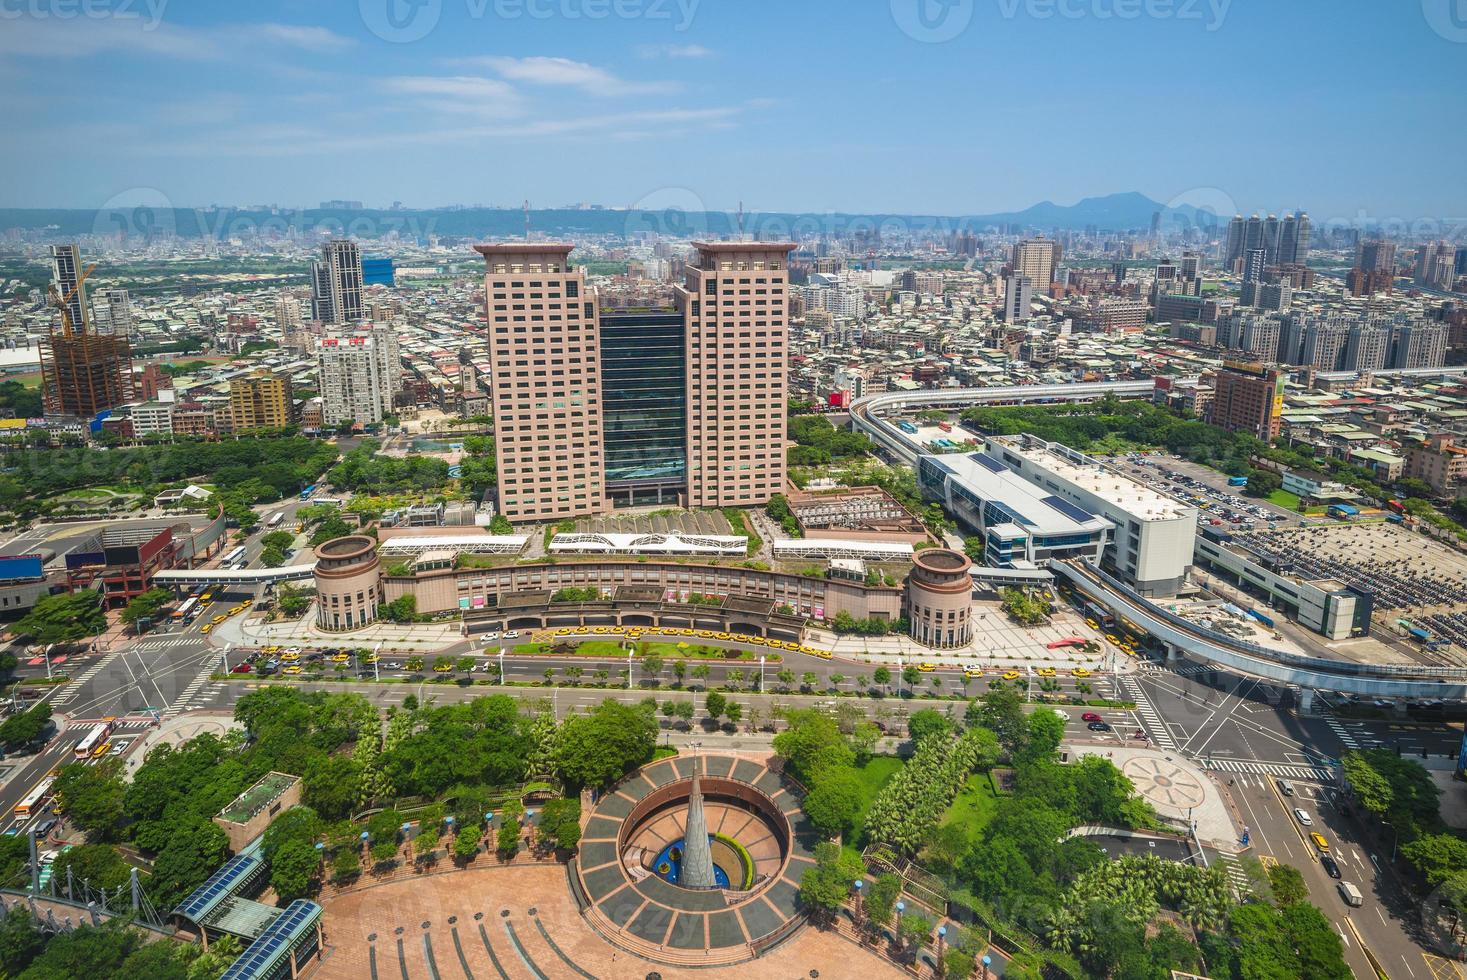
top-left (570, 753), bottom-right (819, 965)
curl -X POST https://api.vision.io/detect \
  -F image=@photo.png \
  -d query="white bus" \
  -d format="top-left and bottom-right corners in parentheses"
top-left (221, 546), bottom-right (247, 568)
top-left (266, 512), bottom-right (285, 528)
top-left (171, 597), bottom-right (198, 622)
top-left (73, 722), bottom-right (112, 761)
top-left (14, 777), bottom-right (54, 818)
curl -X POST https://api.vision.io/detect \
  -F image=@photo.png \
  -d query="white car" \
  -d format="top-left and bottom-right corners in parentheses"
top-left (284, 647), bottom-right (303, 657)
top-left (1294, 808), bottom-right (1313, 827)
top-left (503, 630), bottom-right (520, 639)
top-left (481, 632), bottom-right (500, 642)
top-left (110, 739), bottom-right (132, 756)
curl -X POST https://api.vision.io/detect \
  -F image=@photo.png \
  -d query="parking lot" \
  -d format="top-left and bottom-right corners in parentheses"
top-left (1098, 452), bottom-right (1302, 528)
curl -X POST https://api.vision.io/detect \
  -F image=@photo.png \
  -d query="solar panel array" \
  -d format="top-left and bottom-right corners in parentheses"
top-left (174, 852), bottom-right (263, 920)
top-left (973, 453), bottom-right (1007, 473)
top-left (1041, 494), bottom-right (1096, 524)
top-left (218, 900), bottom-right (320, 980)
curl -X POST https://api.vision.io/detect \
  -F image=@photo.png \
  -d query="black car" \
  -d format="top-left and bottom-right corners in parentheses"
top-left (1320, 854), bottom-right (1341, 879)
top-left (1087, 721), bottom-right (1112, 733)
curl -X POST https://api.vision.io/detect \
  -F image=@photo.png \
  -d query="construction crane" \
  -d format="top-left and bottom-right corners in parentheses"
top-left (47, 262), bottom-right (96, 338)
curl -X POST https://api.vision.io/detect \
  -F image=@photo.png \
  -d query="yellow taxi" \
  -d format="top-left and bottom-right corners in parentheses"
top-left (212, 615), bottom-right (227, 625)
top-left (593, 626), bottom-right (611, 634)
top-left (748, 636), bottom-right (767, 645)
top-left (331, 653), bottom-right (350, 663)
top-left (1310, 833), bottom-right (1330, 852)
top-left (555, 628), bottom-right (572, 635)
top-left (363, 653), bottom-right (378, 664)
top-left (679, 628), bottom-right (696, 637)
top-left (1105, 633), bottom-right (1121, 646)
top-left (1002, 670), bottom-right (1022, 680)
top-left (627, 631), bottom-right (643, 640)
top-left (783, 641), bottom-right (801, 651)
top-left (1037, 667), bottom-right (1057, 677)
top-left (92, 741), bottom-right (112, 759)
top-left (433, 662), bottom-right (453, 672)
top-left (607, 626), bottom-right (625, 634)
top-left (282, 665), bottom-right (302, 675)
top-left (964, 669), bottom-right (985, 679)
top-left (696, 630), bottom-right (715, 639)
top-left (1072, 667), bottom-right (1091, 678)
top-left (715, 632), bottom-right (731, 640)
top-left (262, 645), bottom-right (280, 654)
top-left (200, 624), bottom-right (212, 635)
top-left (280, 651), bottom-right (300, 662)
top-left (917, 662), bottom-right (937, 672)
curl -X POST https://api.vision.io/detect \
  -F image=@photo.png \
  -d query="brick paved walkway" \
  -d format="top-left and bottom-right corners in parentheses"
top-left (313, 863), bottom-right (908, 980)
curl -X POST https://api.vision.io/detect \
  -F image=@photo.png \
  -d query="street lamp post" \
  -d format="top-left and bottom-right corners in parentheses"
top-left (220, 642), bottom-right (232, 674)
top-left (626, 644), bottom-right (634, 690)
top-left (759, 655), bottom-right (765, 694)
top-left (498, 647), bottom-right (504, 686)
top-left (373, 642), bottom-right (382, 682)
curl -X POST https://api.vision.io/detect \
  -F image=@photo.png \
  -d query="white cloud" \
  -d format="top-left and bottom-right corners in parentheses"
top-left (0, 16), bottom-right (218, 60)
top-left (456, 56), bottom-right (677, 97)
top-left (637, 43), bottom-right (713, 59)
top-left (380, 75), bottom-right (523, 117)
top-left (252, 24), bottom-right (355, 52)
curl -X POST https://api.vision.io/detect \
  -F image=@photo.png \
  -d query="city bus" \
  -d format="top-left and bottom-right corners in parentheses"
top-left (266, 511), bottom-right (285, 529)
top-left (221, 546), bottom-right (247, 568)
top-left (171, 597), bottom-right (198, 622)
top-left (73, 722), bottom-right (112, 761)
top-left (300, 484), bottom-right (316, 501)
top-left (14, 777), bottom-right (54, 818)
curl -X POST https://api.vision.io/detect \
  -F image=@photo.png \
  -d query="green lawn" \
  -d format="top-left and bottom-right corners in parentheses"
top-left (1267, 489), bottom-right (1301, 511)
top-left (849, 755), bottom-right (904, 850)
top-left (940, 773), bottom-right (999, 843)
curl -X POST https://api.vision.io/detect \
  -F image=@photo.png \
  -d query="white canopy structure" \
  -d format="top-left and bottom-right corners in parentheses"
top-left (549, 532), bottom-right (747, 557)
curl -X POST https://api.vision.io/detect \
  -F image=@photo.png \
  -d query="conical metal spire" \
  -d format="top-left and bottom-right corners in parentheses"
top-left (680, 752), bottom-right (717, 889)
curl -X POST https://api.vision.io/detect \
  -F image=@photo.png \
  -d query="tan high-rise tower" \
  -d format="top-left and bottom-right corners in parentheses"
top-left (676, 242), bottom-right (795, 508)
top-left (476, 243), bottom-right (606, 522)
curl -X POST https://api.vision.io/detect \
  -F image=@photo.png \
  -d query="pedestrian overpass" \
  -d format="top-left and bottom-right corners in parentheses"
top-left (152, 563), bottom-right (317, 588)
top-left (1055, 559), bottom-right (1467, 707)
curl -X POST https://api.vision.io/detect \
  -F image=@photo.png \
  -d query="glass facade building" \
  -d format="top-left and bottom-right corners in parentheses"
top-left (600, 311), bottom-right (687, 503)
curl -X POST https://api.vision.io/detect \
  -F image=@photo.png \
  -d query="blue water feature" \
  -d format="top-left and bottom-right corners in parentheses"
top-left (652, 837), bottom-right (729, 888)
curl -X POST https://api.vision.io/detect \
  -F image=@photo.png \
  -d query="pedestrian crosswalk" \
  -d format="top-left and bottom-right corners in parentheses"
top-left (54, 651), bottom-right (121, 704)
top-left (1200, 757), bottom-right (1337, 783)
top-left (1122, 675), bottom-right (1178, 749)
top-left (162, 668), bottom-right (215, 719)
top-left (132, 637), bottom-right (196, 654)
top-left (1166, 662), bottom-right (1220, 680)
top-left (1214, 854), bottom-right (1253, 898)
top-left (1315, 704), bottom-right (1360, 750)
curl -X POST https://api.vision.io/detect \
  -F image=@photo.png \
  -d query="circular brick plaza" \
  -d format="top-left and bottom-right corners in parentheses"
top-left (571, 753), bottom-right (818, 967)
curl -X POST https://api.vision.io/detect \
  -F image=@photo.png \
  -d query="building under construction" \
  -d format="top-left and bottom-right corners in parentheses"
top-left (41, 244), bottom-right (135, 419)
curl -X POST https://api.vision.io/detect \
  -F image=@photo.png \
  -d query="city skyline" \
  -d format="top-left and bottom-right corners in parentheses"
top-left (2, 1), bottom-right (1465, 217)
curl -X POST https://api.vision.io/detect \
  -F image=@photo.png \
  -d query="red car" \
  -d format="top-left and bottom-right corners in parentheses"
top-left (1081, 712), bottom-right (1102, 722)
top-left (230, 663), bottom-right (253, 674)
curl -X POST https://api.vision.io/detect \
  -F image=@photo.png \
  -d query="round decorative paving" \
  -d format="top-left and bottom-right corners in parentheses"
top-left (1122, 756), bottom-right (1206, 811)
top-left (572, 754), bottom-right (818, 966)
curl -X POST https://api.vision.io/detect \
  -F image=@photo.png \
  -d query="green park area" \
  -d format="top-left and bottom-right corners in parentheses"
top-left (1266, 489), bottom-right (1301, 510)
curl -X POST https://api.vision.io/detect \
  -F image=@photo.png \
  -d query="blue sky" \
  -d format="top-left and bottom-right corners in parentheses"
top-left (2, 0), bottom-right (1464, 220)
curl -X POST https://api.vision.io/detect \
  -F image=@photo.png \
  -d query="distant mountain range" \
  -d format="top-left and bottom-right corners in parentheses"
top-left (0, 191), bottom-right (1233, 241)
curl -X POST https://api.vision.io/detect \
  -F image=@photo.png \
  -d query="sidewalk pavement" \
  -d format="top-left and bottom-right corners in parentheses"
top-left (221, 604), bottom-right (463, 652)
top-left (807, 627), bottom-right (1138, 673)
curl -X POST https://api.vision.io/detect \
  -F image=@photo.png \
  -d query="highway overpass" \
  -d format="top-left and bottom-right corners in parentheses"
top-left (849, 380), bottom-right (1160, 463)
top-left (1055, 559), bottom-right (1467, 705)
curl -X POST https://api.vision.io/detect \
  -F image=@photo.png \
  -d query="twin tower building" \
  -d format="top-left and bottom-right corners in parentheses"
top-left (477, 242), bottom-right (795, 523)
